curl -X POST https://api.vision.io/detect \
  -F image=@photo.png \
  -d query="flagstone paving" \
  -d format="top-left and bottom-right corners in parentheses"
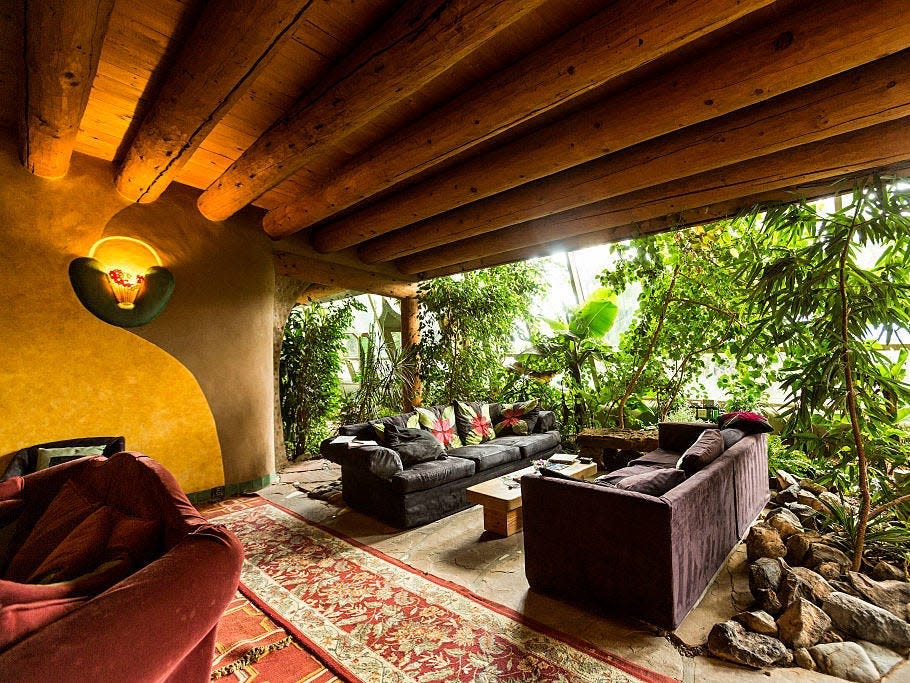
top-left (260, 466), bottom-right (910, 683)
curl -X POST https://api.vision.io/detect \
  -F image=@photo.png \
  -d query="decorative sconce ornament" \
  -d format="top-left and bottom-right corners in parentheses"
top-left (69, 236), bottom-right (174, 327)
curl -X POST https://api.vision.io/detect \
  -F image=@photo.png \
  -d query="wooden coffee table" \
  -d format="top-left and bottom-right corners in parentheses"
top-left (465, 458), bottom-right (597, 537)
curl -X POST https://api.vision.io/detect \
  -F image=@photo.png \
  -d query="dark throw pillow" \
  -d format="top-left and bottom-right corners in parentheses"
top-left (676, 428), bottom-right (725, 476)
top-left (493, 399), bottom-right (540, 436)
top-left (721, 427), bottom-right (747, 449)
top-left (384, 425), bottom-right (446, 467)
top-left (717, 411), bottom-right (773, 434)
top-left (454, 401), bottom-right (495, 445)
top-left (615, 468), bottom-right (686, 496)
top-left (538, 467), bottom-right (582, 482)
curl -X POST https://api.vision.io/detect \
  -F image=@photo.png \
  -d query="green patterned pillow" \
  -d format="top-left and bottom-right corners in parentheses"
top-left (371, 413), bottom-right (419, 442)
top-left (494, 399), bottom-right (540, 436)
top-left (415, 406), bottom-right (463, 450)
top-left (454, 401), bottom-right (494, 445)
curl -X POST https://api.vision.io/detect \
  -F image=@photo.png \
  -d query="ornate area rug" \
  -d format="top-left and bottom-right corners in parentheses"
top-left (212, 593), bottom-right (342, 682)
top-left (208, 497), bottom-right (677, 683)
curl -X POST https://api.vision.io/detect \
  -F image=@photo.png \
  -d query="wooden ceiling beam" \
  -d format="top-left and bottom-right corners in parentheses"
top-left (419, 172), bottom-right (910, 279)
top-left (296, 284), bottom-right (348, 304)
top-left (398, 116), bottom-right (910, 275)
top-left (263, 0), bottom-right (777, 236)
top-left (113, 0), bottom-right (315, 203)
top-left (312, 0), bottom-right (910, 253)
top-left (275, 252), bottom-right (417, 299)
top-left (20, 0), bottom-right (115, 178)
top-left (363, 51), bottom-right (910, 263)
top-left (196, 0), bottom-right (548, 222)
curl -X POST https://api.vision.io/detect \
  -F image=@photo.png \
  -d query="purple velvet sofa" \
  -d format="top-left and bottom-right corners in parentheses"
top-left (521, 422), bottom-right (768, 629)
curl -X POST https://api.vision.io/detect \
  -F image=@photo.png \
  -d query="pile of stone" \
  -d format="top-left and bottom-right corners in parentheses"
top-left (707, 470), bottom-right (910, 682)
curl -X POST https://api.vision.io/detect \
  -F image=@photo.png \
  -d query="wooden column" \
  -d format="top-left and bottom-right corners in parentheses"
top-left (20, 0), bottom-right (115, 178)
top-left (400, 296), bottom-right (422, 411)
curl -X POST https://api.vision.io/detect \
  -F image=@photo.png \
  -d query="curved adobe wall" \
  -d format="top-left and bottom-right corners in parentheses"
top-left (0, 133), bottom-right (275, 492)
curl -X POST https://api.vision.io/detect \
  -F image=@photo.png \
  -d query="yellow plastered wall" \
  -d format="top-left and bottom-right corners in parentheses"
top-left (0, 133), bottom-right (276, 492)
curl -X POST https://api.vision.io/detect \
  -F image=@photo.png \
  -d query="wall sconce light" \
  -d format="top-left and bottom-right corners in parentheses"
top-left (69, 236), bottom-right (175, 328)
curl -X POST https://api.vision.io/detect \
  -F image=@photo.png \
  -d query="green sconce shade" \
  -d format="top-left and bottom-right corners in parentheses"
top-left (69, 257), bottom-right (175, 328)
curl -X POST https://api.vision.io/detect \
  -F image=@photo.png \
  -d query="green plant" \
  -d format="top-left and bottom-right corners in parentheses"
top-left (279, 299), bottom-right (363, 460)
top-left (418, 263), bottom-right (545, 405)
top-left (340, 325), bottom-right (416, 423)
top-left (737, 175), bottom-right (910, 570)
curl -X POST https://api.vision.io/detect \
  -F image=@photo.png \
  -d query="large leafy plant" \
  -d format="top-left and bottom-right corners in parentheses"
top-left (737, 176), bottom-right (910, 570)
top-left (279, 299), bottom-right (362, 460)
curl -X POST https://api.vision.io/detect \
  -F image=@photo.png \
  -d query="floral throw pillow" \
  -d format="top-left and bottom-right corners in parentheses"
top-left (717, 411), bottom-right (773, 434)
top-left (454, 401), bottom-right (494, 445)
top-left (494, 399), bottom-right (540, 436)
top-left (415, 406), bottom-right (463, 449)
top-left (371, 413), bottom-right (419, 443)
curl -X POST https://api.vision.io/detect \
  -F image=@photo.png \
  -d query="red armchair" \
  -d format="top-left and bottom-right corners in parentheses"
top-left (0, 452), bottom-right (243, 682)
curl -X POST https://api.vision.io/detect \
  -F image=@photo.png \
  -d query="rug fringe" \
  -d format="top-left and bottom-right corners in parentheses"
top-left (210, 635), bottom-right (293, 680)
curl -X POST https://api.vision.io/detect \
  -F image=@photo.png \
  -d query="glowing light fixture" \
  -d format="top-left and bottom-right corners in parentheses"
top-left (69, 236), bottom-right (175, 327)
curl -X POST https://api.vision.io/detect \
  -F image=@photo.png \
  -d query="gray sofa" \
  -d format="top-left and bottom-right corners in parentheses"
top-left (321, 405), bottom-right (560, 528)
top-left (521, 422), bottom-right (769, 629)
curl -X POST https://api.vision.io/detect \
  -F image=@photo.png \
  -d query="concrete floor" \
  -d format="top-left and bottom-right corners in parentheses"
top-left (260, 461), bottom-right (910, 683)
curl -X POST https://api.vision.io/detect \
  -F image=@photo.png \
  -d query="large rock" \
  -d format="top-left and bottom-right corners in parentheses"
top-left (707, 620), bottom-right (792, 669)
top-left (777, 597), bottom-right (831, 648)
top-left (797, 489), bottom-right (825, 511)
top-left (848, 571), bottom-right (910, 620)
top-left (816, 561), bottom-right (843, 581)
top-left (856, 640), bottom-right (903, 676)
top-left (734, 610), bottom-right (778, 636)
top-left (786, 531), bottom-right (823, 565)
top-left (818, 490), bottom-right (846, 511)
top-left (754, 588), bottom-right (783, 615)
top-left (794, 647), bottom-right (816, 671)
top-left (746, 525), bottom-right (786, 562)
top-left (809, 642), bottom-right (879, 683)
top-left (789, 566), bottom-right (834, 601)
top-left (765, 508), bottom-right (803, 539)
top-left (778, 484), bottom-right (800, 504)
top-left (785, 502), bottom-right (818, 523)
top-left (822, 591), bottom-right (910, 653)
top-left (872, 560), bottom-right (906, 582)
top-left (778, 570), bottom-right (828, 609)
top-left (799, 478), bottom-right (826, 495)
top-left (805, 543), bottom-right (851, 572)
top-left (776, 469), bottom-right (799, 490)
top-left (749, 557), bottom-right (786, 594)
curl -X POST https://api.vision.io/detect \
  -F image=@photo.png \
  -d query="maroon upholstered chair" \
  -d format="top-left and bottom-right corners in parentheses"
top-left (0, 452), bottom-right (243, 682)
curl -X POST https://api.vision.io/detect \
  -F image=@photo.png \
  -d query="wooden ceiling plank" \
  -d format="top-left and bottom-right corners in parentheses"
top-left (275, 251), bottom-right (418, 299)
top-left (20, 0), bottom-right (116, 178)
top-left (421, 166), bottom-right (910, 279)
top-left (362, 51), bottom-right (910, 263)
top-left (195, 0), bottom-right (552, 222)
top-left (264, 0), bottom-right (777, 236)
top-left (114, 0), bottom-right (318, 204)
top-left (312, 0), bottom-right (910, 253)
top-left (398, 116), bottom-right (910, 274)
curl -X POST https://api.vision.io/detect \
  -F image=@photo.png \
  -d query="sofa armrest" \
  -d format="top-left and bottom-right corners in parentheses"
top-left (535, 410), bottom-right (556, 433)
top-left (0, 525), bottom-right (243, 682)
top-left (521, 474), bottom-right (676, 627)
top-left (657, 421), bottom-right (714, 453)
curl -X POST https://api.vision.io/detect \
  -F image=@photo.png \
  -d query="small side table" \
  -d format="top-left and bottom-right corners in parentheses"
top-left (575, 428), bottom-right (659, 471)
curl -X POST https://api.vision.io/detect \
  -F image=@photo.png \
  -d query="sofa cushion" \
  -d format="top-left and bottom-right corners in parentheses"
top-left (593, 464), bottom-right (657, 487)
top-left (676, 428), bottom-right (725, 477)
top-left (628, 448), bottom-right (680, 468)
top-left (416, 406), bottom-right (463, 449)
top-left (615, 468), bottom-right (686, 496)
top-left (0, 595), bottom-right (88, 651)
top-left (324, 443), bottom-right (403, 479)
top-left (384, 425), bottom-right (446, 467)
top-left (492, 400), bottom-right (540, 436)
top-left (389, 456), bottom-right (475, 494)
top-left (448, 442), bottom-right (521, 472)
top-left (454, 401), bottom-right (495, 445)
top-left (717, 411), bottom-right (773, 434)
top-left (371, 413), bottom-right (419, 442)
top-left (105, 513), bottom-right (161, 567)
top-left (0, 559), bottom-right (132, 605)
top-left (489, 431), bottom-right (559, 459)
top-left (28, 506), bottom-right (117, 583)
top-left (4, 480), bottom-right (102, 582)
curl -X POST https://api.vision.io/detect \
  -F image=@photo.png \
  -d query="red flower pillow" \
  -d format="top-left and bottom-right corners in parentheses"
top-left (493, 399), bottom-right (540, 436)
top-left (416, 406), bottom-right (463, 449)
top-left (717, 411), bottom-right (773, 434)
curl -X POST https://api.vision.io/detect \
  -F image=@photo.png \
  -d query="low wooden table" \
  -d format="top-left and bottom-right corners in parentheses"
top-left (465, 458), bottom-right (597, 537)
top-left (575, 428), bottom-right (659, 471)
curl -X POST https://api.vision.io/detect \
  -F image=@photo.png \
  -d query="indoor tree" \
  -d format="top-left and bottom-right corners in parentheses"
top-left (737, 176), bottom-right (910, 571)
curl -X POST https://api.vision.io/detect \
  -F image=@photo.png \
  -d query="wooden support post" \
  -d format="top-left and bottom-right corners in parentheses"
top-left (20, 0), bottom-right (115, 178)
top-left (400, 296), bottom-right (421, 410)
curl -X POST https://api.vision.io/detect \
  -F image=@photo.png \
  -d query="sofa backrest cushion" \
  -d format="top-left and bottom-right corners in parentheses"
top-left (454, 401), bottom-right (495, 445)
top-left (615, 468), bottom-right (686, 496)
top-left (676, 429), bottom-right (725, 477)
top-left (384, 425), bottom-right (446, 467)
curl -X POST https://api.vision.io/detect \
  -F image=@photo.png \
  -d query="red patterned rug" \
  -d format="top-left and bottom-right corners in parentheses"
top-left (207, 497), bottom-right (678, 683)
